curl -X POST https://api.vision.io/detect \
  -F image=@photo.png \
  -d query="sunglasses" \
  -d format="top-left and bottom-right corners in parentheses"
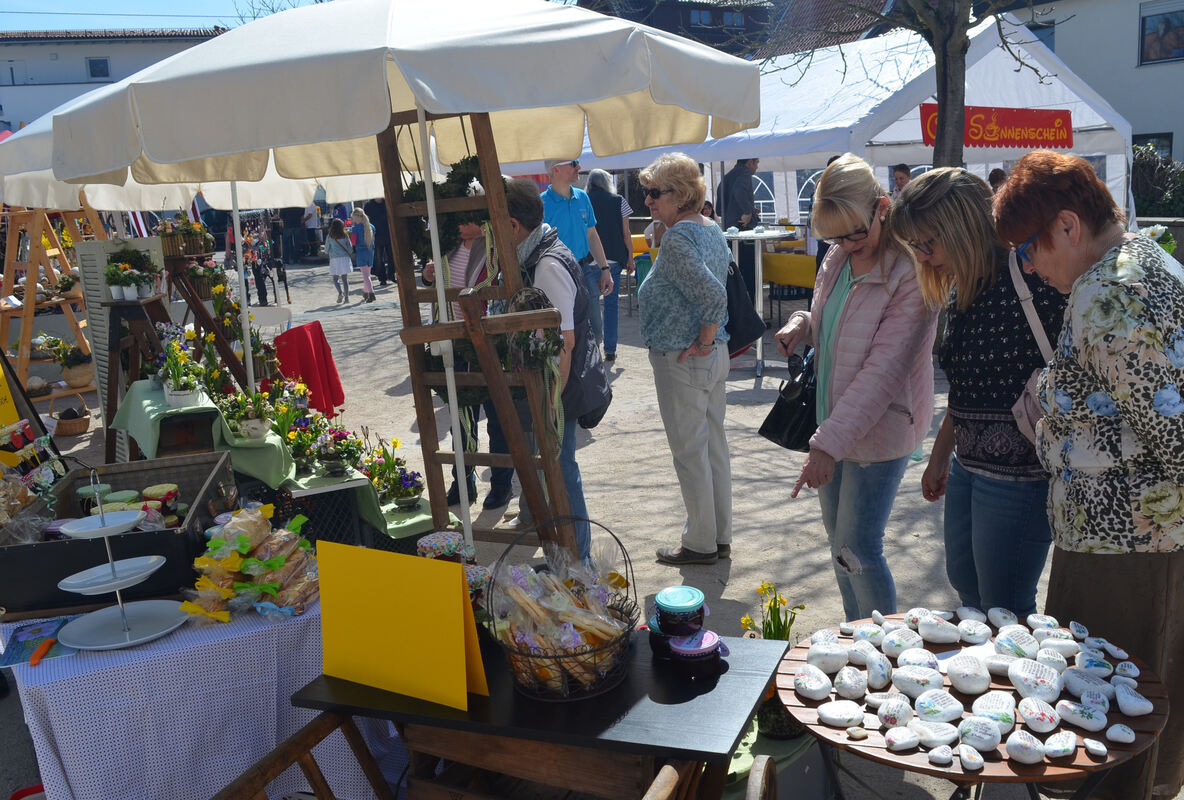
top-left (644, 188), bottom-right (675, 200)
top-left (908, 235), bottom-right (939, 257)
top-left (564, 160), bottom-right (580, 168)
top-left (1015, 230), bottom-right (1041, 263)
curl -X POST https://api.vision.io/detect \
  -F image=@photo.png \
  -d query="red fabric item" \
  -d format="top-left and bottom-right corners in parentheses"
top-left (8, 787), bottom-right (45, 800)
top-left (275, 320), bottom-right (345, 415)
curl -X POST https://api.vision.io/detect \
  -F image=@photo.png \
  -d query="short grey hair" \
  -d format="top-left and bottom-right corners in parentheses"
top-left (586, 169), bottom-right (615, 194)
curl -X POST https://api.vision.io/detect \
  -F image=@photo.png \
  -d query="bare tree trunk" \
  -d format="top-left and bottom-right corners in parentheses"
top-left (929, 2), bottom-right (971, 168)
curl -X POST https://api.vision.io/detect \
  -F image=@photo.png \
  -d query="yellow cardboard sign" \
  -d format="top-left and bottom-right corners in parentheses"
top-left (318, 541), bottom-right (487, 710)
top-left (0, 365), bottom-right (21, 468)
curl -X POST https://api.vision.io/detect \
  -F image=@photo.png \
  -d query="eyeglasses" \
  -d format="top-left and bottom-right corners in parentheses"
top-left (644, 188), bottom-right (675, 200)
top-left (822, 227), bottom-right (869, 246)
top-left (1015, 230), bottom-right (1041, 263)
top-left (908, 235), bottom-right (939, 257)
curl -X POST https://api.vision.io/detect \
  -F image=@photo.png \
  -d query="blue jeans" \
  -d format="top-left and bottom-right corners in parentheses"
top-left (602, 261), bottom-right (623, 355)
top-left (582, 263), bottom-right (604, 346)
top-left (559, 418), bottom-right (592, 560)
top-left (282, 227), bottom-right (303, 263)
top-left (943, 458), bottom-right (1052, 617)
top-left (817, 455), bottom-right (909, 621)
top-left (455, 399), bottom-right (512, 495)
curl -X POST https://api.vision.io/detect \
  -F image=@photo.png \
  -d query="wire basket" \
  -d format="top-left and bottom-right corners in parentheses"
top-left (486, 516), bottom-right (639, 702)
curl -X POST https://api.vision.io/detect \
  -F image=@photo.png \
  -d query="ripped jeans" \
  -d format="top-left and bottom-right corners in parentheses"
top-left (816, 455), bottom-right (909, 621)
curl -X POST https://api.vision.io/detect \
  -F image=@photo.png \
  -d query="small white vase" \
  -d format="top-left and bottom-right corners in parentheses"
top-left (238, 418), bottom-right (271, 439)
top-left (139, 282), bottom-right (155, 298)
top-left (163, 385), bottom-right (201, 409)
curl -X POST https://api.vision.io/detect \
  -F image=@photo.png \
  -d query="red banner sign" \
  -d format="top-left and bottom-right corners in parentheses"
top-left (920, 103), bottom-right (1073, 149)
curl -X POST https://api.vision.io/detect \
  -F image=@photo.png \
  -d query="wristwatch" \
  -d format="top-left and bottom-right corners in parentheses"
top-left (599, 265), bottom-right (611, 271)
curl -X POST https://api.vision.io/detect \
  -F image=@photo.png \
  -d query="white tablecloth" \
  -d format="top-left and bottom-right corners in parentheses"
top-left (4, 603), bottom-right (405, 800)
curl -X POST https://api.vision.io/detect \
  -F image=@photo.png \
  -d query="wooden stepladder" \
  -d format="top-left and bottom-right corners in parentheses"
top-left (378, 111), bottom-right (577, 556)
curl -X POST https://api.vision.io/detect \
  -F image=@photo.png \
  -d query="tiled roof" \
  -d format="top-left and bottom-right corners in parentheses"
top-left (754, 0), bottom-right (894, 59)
top-left (0, 29), bottom-right (226, 43)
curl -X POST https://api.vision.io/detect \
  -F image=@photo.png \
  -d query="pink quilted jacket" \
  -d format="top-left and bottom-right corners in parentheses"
top-left (791, 245), bottom-right (938, 463)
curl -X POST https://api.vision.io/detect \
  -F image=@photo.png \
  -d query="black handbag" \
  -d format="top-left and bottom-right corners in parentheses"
top-left (758, 350), bottom-right (817, 452)
top-left (724, 259), bottom-right (766, 356)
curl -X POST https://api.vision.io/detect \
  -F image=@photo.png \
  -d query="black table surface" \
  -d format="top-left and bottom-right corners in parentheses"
top-left (292, 631), bottom-right (788, 764)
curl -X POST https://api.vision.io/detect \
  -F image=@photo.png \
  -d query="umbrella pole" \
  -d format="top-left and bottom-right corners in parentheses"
top-left (417, 103), bottom-right (473, 547)
top-left (231, 181), bottom-right (256, 390)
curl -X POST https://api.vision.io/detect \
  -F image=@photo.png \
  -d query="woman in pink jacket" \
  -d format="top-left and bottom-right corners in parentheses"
top-left (775, 154), bottom-right (937, 621)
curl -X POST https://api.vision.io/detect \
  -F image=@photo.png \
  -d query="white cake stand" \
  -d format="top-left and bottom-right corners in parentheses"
top-left (54, 473), bottom-right (187, 650)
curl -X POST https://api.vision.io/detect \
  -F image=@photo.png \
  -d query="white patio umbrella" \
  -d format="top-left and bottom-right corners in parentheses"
top-left (47, 0), bottom-right (761, 543)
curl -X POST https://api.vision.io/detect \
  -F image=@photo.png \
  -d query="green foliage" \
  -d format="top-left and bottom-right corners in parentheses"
top-left (1133, 144), bottom-right (1184, 218)
top-left (402, 155), bottom-right (490, 264)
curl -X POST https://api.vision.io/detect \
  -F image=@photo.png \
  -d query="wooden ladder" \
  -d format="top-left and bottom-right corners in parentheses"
top-left (101, 294), bottom-right (173, 462)
top-left (165, 255), bottom-right (251, 391)
top-left (379, 111), bottom-right (576, 555)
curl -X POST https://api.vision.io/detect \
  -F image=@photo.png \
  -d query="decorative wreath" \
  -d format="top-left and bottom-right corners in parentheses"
top-left (402, 155), bottom-right (489, 264)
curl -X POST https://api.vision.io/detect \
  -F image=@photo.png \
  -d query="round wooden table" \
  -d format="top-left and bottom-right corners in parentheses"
top-left (778, 614), bottom-right (1169, 797)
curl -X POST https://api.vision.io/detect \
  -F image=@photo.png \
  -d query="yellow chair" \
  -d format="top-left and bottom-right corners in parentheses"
top-left (631, 234), bottom-right (650, 258)
top-left (763, 252), bottom-right (817, 326)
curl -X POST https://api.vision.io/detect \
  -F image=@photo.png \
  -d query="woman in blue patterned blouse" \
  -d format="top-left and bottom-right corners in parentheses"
top-left (638, 152), bottom-right (732, 566)
top-left (995, 150), bottom-right (1184, 800)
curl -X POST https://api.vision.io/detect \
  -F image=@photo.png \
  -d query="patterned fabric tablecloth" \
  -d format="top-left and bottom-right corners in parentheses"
top-left (4, 603), bottom-right (404, 800)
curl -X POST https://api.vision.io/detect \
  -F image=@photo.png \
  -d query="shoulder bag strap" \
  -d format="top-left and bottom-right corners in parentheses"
top-left (1008, 249), bottom-right (1053, 361)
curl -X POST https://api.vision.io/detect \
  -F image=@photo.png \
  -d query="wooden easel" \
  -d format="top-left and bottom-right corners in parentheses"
top-left (0, 203), bottom-right (103, 393)
top-left (101, 294), bottom-right (172, 462)
top-left (381, 111), bottom-right (577, 555)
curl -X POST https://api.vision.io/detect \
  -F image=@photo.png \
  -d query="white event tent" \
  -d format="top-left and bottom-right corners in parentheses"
top-left (577, 14), bottom-right (1135, 219)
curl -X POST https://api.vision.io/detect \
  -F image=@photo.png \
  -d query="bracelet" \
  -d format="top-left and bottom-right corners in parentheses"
top-left (599, 265), bottom-right (611, 271)
top-left (697, 340), bottom-right (714, 349)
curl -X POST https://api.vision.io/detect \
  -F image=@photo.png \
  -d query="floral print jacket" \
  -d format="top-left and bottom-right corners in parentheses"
top-left (1036, 235), bottom-right (1184, 553)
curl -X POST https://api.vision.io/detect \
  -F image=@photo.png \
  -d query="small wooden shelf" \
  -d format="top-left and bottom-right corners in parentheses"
top-left (0, 295), bottom-right (86, 315)
top-left (29, 381), bottom-right (97, 403)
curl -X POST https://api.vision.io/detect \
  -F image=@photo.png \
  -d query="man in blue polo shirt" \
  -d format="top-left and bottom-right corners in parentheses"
top-left (541, 159), bottom-right (613, 346)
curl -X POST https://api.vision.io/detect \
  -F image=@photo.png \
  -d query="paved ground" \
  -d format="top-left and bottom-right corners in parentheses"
top-left (0, 258), bottom-right (1056, 799)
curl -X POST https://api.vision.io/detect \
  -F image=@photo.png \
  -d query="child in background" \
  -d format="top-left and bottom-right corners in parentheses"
top-left (350, 208), bottom-right (377, 303)
top-left (325, 218), bottom-right (354, 304)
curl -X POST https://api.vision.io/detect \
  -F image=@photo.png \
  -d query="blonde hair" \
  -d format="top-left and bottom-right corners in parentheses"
top-left (639, 152), bottom-right (706, 213)
top-left (350, 208), bottom-right (374, 248)
top-left (811, 153), bottom-right (892, 268)
top-left (889, 168), bottom-right (1000, 312)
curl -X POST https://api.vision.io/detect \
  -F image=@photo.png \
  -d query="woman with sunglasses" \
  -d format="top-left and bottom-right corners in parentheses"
top-left (995, 151), bottom-right (1184, 800)
top-left (639, 152), bottom-right (732, 566)
top-left (774, 153), bottom-right (937, 620)
top-left (891, 168), bottom-right (1065, 618)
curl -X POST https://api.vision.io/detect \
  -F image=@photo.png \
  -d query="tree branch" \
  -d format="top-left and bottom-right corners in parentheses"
top-left (993, 14), bottom-right (1056, 84)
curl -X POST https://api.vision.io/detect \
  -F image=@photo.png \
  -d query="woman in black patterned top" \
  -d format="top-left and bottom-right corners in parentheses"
top-left (889, 168), bottom-right (1066, 616)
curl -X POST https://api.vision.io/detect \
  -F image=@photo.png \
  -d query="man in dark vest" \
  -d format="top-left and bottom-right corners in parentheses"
top-left (719, 157), bottom-right (760, 302)
top-left (504, 178), bottom-right (611, 560)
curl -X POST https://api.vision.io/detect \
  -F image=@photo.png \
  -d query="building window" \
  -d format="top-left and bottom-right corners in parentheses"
top-left (86, 57), bottom-right (110, 79)
top-left (1134, 132), bottom-right (1174, 159)
top-left (689, 9), bottom-right (712, 26)
top-left (722, 11), bottom-right (744, 27)
top-left (1140, 1), bottom-right (1184, 64)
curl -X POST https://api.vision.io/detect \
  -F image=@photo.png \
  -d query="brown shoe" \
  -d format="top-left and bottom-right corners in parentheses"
top-left (656, 546), bottom-right (718, 566)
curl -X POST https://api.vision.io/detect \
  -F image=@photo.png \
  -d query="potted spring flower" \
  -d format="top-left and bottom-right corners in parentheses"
top-left (161, 340), bottom-right (204, 408)
top-left (315, 426), bottom-right (362, 477)
top-left (741, 582), bottom-right (805, 739)
top-left (42, 335), bottom-right (94, 388)
top-left (56, 273), bottom-right (83, 300)
top-left (156, 215), bottom-right (215, 257)
top-left (237, 392), bottom-right (273, 439)
top-left (185, 257), bottom-right (225, 300)
top-left (104, 261), bottom-right (138, 301)
top-left (286, 414), bottom-right (326, 475)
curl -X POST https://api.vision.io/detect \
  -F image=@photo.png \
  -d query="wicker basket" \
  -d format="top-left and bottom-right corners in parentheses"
top-left (161, 233), bottom-right (213, 258)
top-left (486, 517), bottom-right (639, 702)
top-left (49, 394), bottom-right (91, 436)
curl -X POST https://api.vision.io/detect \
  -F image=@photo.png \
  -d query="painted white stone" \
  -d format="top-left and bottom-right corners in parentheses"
top-left (838, 621), bottom-right (855, 636)
top-left (847, 639), bottom-right (880, 666)
top-left (1033, 627), bottom-right (1074, 644)
top-left (918, 616), bottom-right (961, 644)
top-left (897, 648), bottom-right (939, 671)
top-left (958, 717), bottom-right (1003, 753)
top-left (1115, 661), bottom-right (1141, 678)
top-left (1043, 730), bottom-right (1077, 759)
top-left (871, 609), bottom-right (886, 625)
top-left (1055, 699), bottom-right (1108, 732)
top-left (1111, 675), bottom-right (1139, 690)
top-left (1069, 621), bottom-right (1088, 640)
top-left (852, 623), bottom-right (885, 647)
top-left (793, 664), bottom-right (833, 701)
top-left (1084, 738), bottom-right (1107, 758)
top-left (958, 619), bottom-right (992, 645)
top-left (1080, 689), bottom-right (1111, 713)
top-left (877, 696), bottom-right (914, 728)
top-left (1106, 724), bottom-right (1136, 744)
top-left (885, 726), bottom-right (921, 751)
top-left (1115, 683), bottom-right (1154, 717)
top-left (846, 726), bottom-right (868, 740)
top-left (1063, 668), bottom-right (1117, 700)
top-left (865, 652), bottom-right (893, 691)
top-left (1074, 652), bottom-right (1115, 678)
top-left (957, 606), bottom-right (987, 623)
top-left (1026, 613), bottom-right (1059, 630)
top-left (834, 666), bottom-right (868, 700)
top-left (1084, 636), bottom-right (1109, 651)
top-left (995, 630), bottom-right (1040, 659)
top-left (988, 607), bottom-right (1019, 628)
top-left (1103, 642), bottom-right (1129, 661)
top-left (881, 628), bottom-right (924, 658)
top-left (882, 620), bottom-right (907, 634)
top-left (933, 610), bottom-right (955, 621)
top-left (864, 691), bottom-right (897, 709)
top-left (1079, 645), bottom-right (1107, 661)
top-left (985, 653), bottom-right (1019, 678)
top-left (1008, 658), bottom-right (1063, 704)
top-left (806, 642), bottom-right (849, 674)
top-left (817, 700), bottom-right (866, 728)
top-left (891, 665), bottom-right (945, 699)
top-left (997, 625), bottom-right (1030, 642)
top-left (958, 744), bottom-right (985, 771)
top-left (971, 691), bottom-right (1017, 736)
top-left (915, 689), bottom-right (965, 723)
top-left (1018, 697), bottom-right (1060, 734)
top-left (1005, 730), bottom-right (1046, 764)
top-left (1040, 637), bottom-right (1081, 659)
top-left (929, 745), bottom-right (954, 766)
top-left (946, 653), bottom-right (991, 695)
top-left (1036, 648), bottom-right (1069, 674)
top-left (904, 607), bottom-right (932, 629)
top-left (811, 628), bottom-right (840, 644)
top-left (910, 719), bottom-right (960, 748)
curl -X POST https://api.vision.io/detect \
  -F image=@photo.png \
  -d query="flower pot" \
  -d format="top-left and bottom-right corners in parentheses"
top-left (393, 492), bottom-right (423, 510)
top-left (238, 418), bottom-right (271, 439)
top-left (107, 284), bottom-right (130, 301)
top-left (319, 455), bottom-right (348, 477)
top-left (63, 286), bottom-right (83, 299)
top-left (60, 362), bottom-right (94, 389)
top-left (148, 373), bottom-right (163, 390)
top-left (191, 278), bottom-right (214, 301)
top-left (163, 385), bottom-right (201, 409)
top-left (138, 282), bottom-right (156, 298)
top-left (756, 695), bottom-right (805, 739)
top-left (294, 455), bottom-right (315, 476)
